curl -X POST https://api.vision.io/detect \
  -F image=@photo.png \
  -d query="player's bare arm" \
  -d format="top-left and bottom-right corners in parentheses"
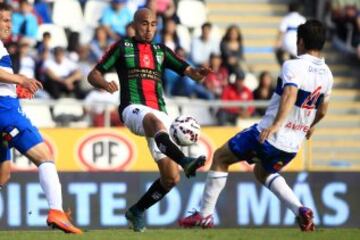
top-left (0, 68), bottom-right (42, 94)
top-left (184, 66), bottom-right (212, 82)
top-left (306, 99), bottom-right (329, 139)
top-left (88, 68), bottom-right (118, 93)
top-left (259, 85), bottom-right (298, 143)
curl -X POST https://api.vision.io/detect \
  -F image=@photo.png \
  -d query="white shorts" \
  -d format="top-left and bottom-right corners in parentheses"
top-left (122, 104), bottom-right (173, 161)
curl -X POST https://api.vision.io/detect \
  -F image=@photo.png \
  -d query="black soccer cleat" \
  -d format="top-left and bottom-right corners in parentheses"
top-left (125, 207), bottom-right (146, 232)
top-left (182, 155), bottom-right (206, 178)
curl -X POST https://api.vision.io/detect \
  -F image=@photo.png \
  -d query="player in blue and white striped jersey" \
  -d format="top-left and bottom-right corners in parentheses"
top-left (0, 3), bottom-right (81, 234)
top-left (179, 20), bottom-right (333, 232)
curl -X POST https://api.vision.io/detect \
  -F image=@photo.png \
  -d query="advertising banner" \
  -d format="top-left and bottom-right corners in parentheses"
top-left (9, 127), bottom-right (305, 172)
top-left (0, 172), bottom-right (357, 229)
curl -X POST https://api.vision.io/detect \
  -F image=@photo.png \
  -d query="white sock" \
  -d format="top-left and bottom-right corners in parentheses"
top-left (200, 170), bottom-right (228, 217)
top-left (38, 161), bottom-right (63, 211)
top-left (265, 173), bottom-right (302, 216)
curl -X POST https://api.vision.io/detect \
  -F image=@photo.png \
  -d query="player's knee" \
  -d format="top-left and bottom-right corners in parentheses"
top-left (143, 113), bottom-right (165, 136)
top-left (212, 148), bottom-right (228, 168)
top-left (0, 172), bottom-right (11, 186)
top-left (161, 174), bottom-right (180, 190)
top-left (26, 143), bottom-right (53, 166)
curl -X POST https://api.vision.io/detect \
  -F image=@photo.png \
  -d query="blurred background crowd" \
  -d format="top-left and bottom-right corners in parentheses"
top-left (1, 0), bottom-right (360, 127)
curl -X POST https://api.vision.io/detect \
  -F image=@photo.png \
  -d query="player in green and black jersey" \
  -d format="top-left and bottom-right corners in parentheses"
top-left (88, 8), bottom-right (211, 232)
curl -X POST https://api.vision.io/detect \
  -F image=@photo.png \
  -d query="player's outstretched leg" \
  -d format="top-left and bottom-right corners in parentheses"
top-left (154, 131), bottom-right (205, 177)
top-left (179, 144), bottom-right (235, 228)
top-left (26, 143), bottom-right (82, 234)
top-left (143, 113), bottom-right (205, 177)
top-left (254, 164), bottom-right (314, 232)
top-left (126, 158), bottom-right (179, 232)
top-left (38, 161), bottom-right (82, 234)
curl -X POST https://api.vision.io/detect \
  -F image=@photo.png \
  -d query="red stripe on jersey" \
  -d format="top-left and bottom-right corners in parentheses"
top-left (137, 43), bottom-right (155, 69)
top-left (141, 79), bottom-right (159, 109)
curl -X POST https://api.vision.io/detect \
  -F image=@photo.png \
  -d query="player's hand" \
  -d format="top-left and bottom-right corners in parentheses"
top-left (190, 67), bottom-right (213, 83)
top-left (105, 80), bottom-right (118, 93)
top-left (64, 81), bottom-right (74, 91)
top-left (19, 77), bottom-right (43, 95)
top-left (259, 124), bottom-right (280, 144)
top-left (306, 127), bottom-right (315, 140)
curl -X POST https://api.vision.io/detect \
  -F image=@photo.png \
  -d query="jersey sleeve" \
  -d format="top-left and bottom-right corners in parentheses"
top-left (280, 61), bottom-right (302, 88)
top-left (162, 45), bottom-right (189, 75)
top-left (95, 40), bottom-right (122, 73)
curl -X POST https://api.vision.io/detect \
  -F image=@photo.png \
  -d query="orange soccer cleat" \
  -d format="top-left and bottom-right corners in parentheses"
top-left (47, 209), bottom-right (83, 234)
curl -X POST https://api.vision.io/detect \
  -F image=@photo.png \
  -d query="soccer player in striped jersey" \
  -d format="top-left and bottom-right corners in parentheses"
top-left (0, 3), bottom-right (81, 234)
top-left (179, 20), bottom-right (333, 232)
top-left (88, 8), bottom-right (211, 232)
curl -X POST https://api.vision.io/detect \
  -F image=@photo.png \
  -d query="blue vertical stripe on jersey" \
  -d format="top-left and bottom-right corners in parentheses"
top-left (275, 77), bottom-right (283, 95)
top-left (0, 55), bottom-right (12, 68)
top-left (275, 77), bottom-right (298, 95)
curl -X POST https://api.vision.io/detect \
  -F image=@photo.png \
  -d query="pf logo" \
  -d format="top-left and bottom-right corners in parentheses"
top-left (77, 132), bottom-right (135, 171)
top-left (184, 135), bottom-right (214, 171)
top-left (11, 139), bottom-right (55, 171)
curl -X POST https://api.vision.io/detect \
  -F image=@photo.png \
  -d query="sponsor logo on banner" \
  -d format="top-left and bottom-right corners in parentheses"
top-left (77, 132), bottom-right (135, 171)
top-left (11, 138), bottom-right (55, 171)
top-left (0, 172), bottom-right (355, 229)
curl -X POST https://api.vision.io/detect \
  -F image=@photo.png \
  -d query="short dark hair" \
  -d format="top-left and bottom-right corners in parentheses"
top-left (297, 20), bottom-right (326, 51)
top-left (54, 46), bottom-right (65, 55)
top-left (201, 22), bottom-right (212, 30)
top-left (43, 32), bottom-right (51, 38)
top-left (0, 3), bottom-right (12, 12)
top-left (288, 2), bottom-right (300, 12)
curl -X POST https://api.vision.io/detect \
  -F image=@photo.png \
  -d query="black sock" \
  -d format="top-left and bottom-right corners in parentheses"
top-left (133, 179), bottom-right (169, 212)
top-left (154, 131), bottom-right (186, 166)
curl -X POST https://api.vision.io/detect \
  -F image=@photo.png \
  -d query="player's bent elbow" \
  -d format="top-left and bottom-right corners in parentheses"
top-left (87, 71), bottom-right (95, 85)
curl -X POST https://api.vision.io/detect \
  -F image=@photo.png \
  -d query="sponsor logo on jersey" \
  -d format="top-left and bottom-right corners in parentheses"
top-left (124, 42), bottom-right (133, 47)
top-left (285, 121), bottom-right (310, 132)
top-left (156, 53), bottom-right (164, 64)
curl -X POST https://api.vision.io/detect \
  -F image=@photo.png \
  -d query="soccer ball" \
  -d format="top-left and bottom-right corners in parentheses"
top-left (170, 115), bottom-right (201, 146)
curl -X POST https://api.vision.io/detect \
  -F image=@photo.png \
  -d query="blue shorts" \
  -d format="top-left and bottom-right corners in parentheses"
top-left (228, 124), bottom-right (297, 173)
top-left (0, 96), bottom-right (43, 163)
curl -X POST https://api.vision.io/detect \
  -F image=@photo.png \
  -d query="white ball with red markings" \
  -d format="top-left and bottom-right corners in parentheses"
top-left (170, 115), bottom-right (201, 146)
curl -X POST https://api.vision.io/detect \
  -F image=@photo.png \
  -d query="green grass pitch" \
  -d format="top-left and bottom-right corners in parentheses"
top-left (0, 229), bottom-right (360, 240)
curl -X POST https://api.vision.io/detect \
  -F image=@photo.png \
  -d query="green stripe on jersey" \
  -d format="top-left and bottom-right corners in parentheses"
top-left (129, 79), bottom-right (141, 104)
top-left (156, 82), bottom-right (166, 113)
top-left (103, 48), bottom-right (120, 71)
top-left (124, 40), bottom-right (135, 68)
top-left (165, 50), bottom-right (183, 71)
top-left (153, 46), bottom-right (164, 72)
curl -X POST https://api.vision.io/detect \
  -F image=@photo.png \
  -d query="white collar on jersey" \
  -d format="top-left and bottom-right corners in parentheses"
top-left (298, 53), bottom-right (325, 65)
